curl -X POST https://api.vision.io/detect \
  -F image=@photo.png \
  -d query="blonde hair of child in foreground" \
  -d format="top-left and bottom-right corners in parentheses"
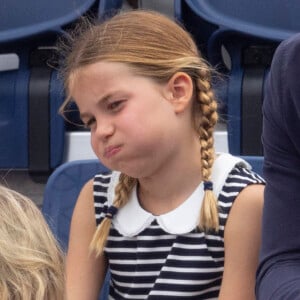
top-left (0, 185), bottom-right (65, 300)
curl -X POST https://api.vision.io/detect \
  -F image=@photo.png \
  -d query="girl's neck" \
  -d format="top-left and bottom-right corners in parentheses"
top-left (137, 157), bottom-right (203, 215)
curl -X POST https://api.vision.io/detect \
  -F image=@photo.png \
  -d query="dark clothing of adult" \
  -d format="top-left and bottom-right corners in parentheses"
top-left (256, 33), bottom-right (300, 299)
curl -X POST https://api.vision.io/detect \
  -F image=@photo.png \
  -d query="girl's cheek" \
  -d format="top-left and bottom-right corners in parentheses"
top-left (91, 136), bottom-right (100, 156)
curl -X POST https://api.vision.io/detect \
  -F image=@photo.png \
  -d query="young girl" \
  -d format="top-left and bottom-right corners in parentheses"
top-left (0, 185), bottom-right (65, 300)
top-left (60, 10), bottom-right (264, 299)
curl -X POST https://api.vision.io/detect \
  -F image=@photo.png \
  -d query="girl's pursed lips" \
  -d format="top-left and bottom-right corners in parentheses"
top-left (104, 145), bottom-right (122, 158)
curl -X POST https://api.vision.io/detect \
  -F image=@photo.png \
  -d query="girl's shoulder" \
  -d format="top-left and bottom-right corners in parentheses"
top-left (217, 155), bottom-right (265, 222)
top-left (227, 164), bottom-right (265, 185)
top-left (216, 154), bottom-right (265, 236)
top-left (212, 153), bottom-right (264, 198)
top-left (219, 165), bottom-right (264, 203)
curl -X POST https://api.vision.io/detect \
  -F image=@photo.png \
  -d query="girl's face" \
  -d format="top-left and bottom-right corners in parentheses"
top-left (70, 61), bottom-right (193, 178)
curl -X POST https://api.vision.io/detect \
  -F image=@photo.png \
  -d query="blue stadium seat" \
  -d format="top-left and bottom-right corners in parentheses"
top-left (42, 159), bottom-right (108, 250)
top-left (0, 0), bottom-right (126, 181)
top-left (0, 0), bottom-right (101, 180)
top-left (0, 34), bottom-right (65, 178)
top-left (0, 0), bottom-right (97, 42)
top-left (42, 159), bottom-right (110, 298)
top-left (98, 0), bottom-right (123, 18)
top-left (175, 0), bottom-right (300, 157)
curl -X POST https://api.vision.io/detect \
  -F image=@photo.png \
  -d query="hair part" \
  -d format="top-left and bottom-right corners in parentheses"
top-left (58, 10), bottom-right (220, 255)
top-left (0, 185), bottom-right (65, 300)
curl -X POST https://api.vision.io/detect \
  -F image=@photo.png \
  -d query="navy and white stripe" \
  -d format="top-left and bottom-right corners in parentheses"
top-left (94, 166), bottom-right (264, 299)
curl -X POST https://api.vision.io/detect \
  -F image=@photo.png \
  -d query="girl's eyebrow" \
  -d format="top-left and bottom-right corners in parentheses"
top-left (79, 93), bottom-right (114, 119)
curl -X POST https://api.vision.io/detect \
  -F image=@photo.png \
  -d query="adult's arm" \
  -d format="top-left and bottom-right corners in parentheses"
top-left (256, 33), bottom-right (300, 299)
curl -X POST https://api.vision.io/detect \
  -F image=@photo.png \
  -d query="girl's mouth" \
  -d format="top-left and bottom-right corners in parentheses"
top-left (104, 145), bottom-right (122, 158)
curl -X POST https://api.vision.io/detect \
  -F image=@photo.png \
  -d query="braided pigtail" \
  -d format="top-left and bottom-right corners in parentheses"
top-left (90, 173), bottom-right (136, 257)
top-left (195, 67), bottom-right (219, 232)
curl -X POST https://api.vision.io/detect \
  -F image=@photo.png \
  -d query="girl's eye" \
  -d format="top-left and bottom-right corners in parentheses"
top-left (107, 100), bottom-right (124, 111)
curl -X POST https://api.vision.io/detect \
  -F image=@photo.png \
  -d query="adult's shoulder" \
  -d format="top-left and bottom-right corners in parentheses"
top-left (275, 33), bottom-right (300, 68)
top-left (276, 33), bottom-right (300, 89)
top-left (269, 33), bottom-right (300, 100)
top-left (263, 33), bottom-right (300, 146)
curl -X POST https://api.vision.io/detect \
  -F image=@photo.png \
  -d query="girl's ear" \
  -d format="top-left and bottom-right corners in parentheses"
top-left (165, 72), bottom-right (194, 113)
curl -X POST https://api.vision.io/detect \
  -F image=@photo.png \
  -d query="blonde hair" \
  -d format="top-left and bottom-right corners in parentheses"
top-left (0, 185), bottom-right (65, 300)
top-left (58, 10), bottom-right (219, 256)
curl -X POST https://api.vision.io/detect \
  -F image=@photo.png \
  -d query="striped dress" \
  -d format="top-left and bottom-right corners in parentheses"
top-left (93, 153), bottom-right (264, 299)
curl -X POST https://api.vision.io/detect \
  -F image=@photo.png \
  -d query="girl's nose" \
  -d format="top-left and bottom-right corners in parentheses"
top-left (94, 119), bottom-right (114, 140)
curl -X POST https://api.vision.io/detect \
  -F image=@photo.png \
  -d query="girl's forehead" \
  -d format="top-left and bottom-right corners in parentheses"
top-left (68, 62), bottom-right (141, 100)
top-left (80, 61), bottom-right (133, 75)
top-left (69, 61), bottom-right (135, 87)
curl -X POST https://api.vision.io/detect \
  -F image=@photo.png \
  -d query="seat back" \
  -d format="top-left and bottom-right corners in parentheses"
top-left (98, 0), bottom-right (123, 17)
top-left (175, 0), bottom-right (300, 156)
top-left (0, 0), bottom-right (100, 180)
top-left (42, 159), bottom-right (110, 298)
top-left (42, 159), bottom-right (108, 250)
top-left (0, 34), bottom-right (65, 179)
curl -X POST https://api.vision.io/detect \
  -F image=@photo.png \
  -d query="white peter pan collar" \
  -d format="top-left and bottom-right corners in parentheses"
top-left (107, 153), bottom-right (250, 237)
